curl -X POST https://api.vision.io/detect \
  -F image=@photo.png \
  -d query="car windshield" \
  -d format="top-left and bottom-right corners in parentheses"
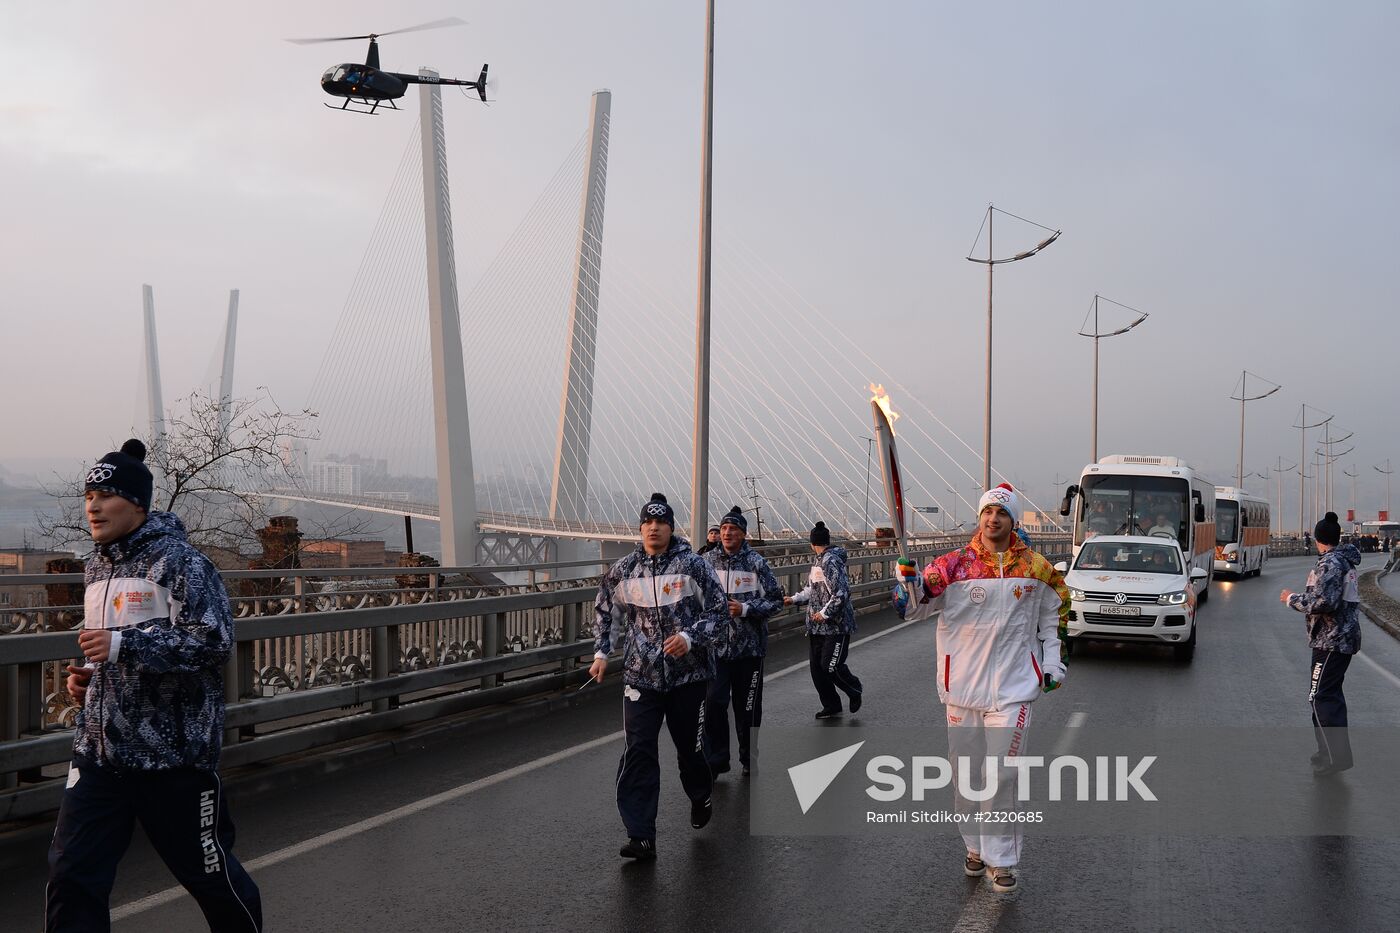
top-left (1074, 541), bottom-right (1182, 574)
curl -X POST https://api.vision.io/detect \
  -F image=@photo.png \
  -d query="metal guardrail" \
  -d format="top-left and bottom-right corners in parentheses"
top-left (6, 543), bottom-right (1013, 821)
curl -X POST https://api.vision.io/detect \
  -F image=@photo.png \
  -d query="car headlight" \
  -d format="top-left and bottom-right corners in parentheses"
top-left (1158, 590), bottom-right (1188, 605)
top-left (1069, 588), bottom-right (1086, 602)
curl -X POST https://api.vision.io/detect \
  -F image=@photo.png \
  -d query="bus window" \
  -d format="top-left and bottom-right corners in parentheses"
top-left (1077, 475), bottom-right (1190, 547)
top-left (1215, 500), bottom-right (1239, 544)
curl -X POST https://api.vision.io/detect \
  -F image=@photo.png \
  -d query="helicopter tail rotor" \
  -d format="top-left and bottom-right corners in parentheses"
top-left (476, 65), bottom-right (489, 102)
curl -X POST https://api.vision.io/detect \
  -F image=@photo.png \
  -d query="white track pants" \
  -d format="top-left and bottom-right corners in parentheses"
top-left (946, 701), bottom-right (1032, 868)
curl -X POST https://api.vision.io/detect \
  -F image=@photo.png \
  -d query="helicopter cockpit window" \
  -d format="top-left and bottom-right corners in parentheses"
top-left (344, 68), bottom-right (363, 85)
top-left (322, 66), bottom-right (338, 82)
top-left (332, 66), bottom-right (349, 82)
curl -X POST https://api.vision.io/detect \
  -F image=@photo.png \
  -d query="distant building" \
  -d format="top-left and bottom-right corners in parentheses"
top-left (300, 538), bottom-right (389, 568)
top-left (0, 547), bottom-right (78, 609)
top-left (309, 460), bottom-right (363, 496)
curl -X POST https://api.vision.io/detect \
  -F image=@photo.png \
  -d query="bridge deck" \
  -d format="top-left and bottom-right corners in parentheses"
top-left (4, 555), bottom-right (1400, 931)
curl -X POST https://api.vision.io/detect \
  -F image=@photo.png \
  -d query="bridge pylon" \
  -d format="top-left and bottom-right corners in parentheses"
top-left (549, 90), bottom-right (612, 568)
top-left (419, 68), bottom-right (478, 565)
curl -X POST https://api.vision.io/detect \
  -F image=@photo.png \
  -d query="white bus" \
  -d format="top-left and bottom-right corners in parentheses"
top-left (1213, 487), bottom-right (1270, 578)
top-left (1060, 455), bottom-right (1217, 601)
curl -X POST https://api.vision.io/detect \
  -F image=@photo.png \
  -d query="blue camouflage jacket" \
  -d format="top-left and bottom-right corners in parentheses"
top-left (702, 543), bottom-right (784, 660)
top-left (594, 535), bottom-right (727, 690)
top-left (791, 545), bottom-right (856, 635)
top-left (1287, 543), bottom-right (1362, 654)
top-left (75, 511), bottom-right (233, 771)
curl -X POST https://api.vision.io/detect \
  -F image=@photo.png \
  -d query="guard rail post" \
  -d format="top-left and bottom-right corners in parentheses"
top-left (371, 624), bottom-right (400, 713)
top-left (483, 612), bottom-right (504, 688)
top-left (561, 603), bottom-right (581, 672)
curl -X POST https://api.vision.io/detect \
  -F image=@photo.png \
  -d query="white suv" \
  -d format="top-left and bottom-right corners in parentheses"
top-left (1055, 535), bottom-right (1208, 662)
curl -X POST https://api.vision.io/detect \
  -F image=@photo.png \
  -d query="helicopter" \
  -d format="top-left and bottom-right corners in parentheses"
top-left (288, 17), bottom-right (489, 115)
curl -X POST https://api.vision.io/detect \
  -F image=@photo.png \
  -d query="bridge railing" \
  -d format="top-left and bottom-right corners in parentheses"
top-left (0, 544), bottom-right (978, 821)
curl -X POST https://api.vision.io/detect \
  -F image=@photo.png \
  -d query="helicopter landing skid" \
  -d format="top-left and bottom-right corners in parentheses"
top-left (325, 97), bottom-right (399, 115)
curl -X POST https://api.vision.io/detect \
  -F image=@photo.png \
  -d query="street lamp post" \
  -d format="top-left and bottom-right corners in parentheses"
top-left (1079, 295), bottom-right (1149, 463)
top-left (966, 205), bottom-right (1060, 489)
top-left (1375, 460), bottom-right (1393, 518)
top-left (1230, 370), bottom-right (1282, 488)
top-left (1344, 465), bottom-right (1358, 523)
top-left (1295, 404), bottom-right (1332, 535)
top-left (1271, 457), bottom-right (1296, 536)
top-left (689, 0), bottom-right (716, 546)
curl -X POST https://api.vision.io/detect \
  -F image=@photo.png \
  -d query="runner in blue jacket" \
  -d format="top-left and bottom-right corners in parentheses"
top-left (701, 506), bottom-right (783, 776)
top-left (47, 439), bottom-right (262, 932)
top-left (590, 494), bottom-right (727, 859)
top-left (785, 521), bottom-right (863, 718)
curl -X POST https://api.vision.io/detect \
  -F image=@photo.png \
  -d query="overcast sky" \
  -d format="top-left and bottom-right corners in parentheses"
top-left (3, 1), bottom-right (1398, 518)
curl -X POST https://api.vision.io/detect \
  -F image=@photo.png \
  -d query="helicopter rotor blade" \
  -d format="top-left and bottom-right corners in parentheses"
top-left (286, 17), bottom-right (465, 45)
top-left (285, 34), bottom-right (378, 45)
top-left (376, 16), bottom-right (467, 38)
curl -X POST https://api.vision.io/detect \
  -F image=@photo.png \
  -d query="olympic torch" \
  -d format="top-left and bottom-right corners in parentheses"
top-left (870, 384), bottom-right (912, 599)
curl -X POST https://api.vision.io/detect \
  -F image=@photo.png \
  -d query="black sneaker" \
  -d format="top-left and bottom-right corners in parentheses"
top-left (691, 798), bottom-right (713, 829)
top-left (710, 763), bottom-right (731, 777)
top-left (849, 691), bottom-right (863, 714)
top-left (815, 708), bottom-right (842, 720)
top-left (964, 853), bottom-right (986, 877)
top-left (620, 837), bottom-right (656, 860)
top-left (1313, 761), bottom-right (1354, 777)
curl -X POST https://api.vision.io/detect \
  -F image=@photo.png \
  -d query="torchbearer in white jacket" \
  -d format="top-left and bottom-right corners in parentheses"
top-left (892, 483), bottom-right (1069, 893)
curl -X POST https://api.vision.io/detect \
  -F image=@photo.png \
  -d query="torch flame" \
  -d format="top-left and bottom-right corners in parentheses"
top-left (869, 382), bottom-right (899, 434)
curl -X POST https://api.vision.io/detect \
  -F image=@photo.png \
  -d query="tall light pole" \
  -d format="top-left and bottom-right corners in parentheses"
top-left (1344, 466), bottom-right (1358, 523)
top-left (1230, 370), bottom-right (1281, 488)
top-left (1376, 460), bottom-right (1394, 518)
top-left (1316, 423), bottom-right (1353, 514)
top-left (966, 205), bottom-right (1060, 489)
top-left (861, 435), bottom-right (875, 540)
top-left (1271, 457), bottom-right (1295, 536)
top-left (1295, 404), bottom-right (1332, 535)
top-left (689, 0), bottom-right (716, 545)
top-left (1079, 295), bottom-right (1149, 463)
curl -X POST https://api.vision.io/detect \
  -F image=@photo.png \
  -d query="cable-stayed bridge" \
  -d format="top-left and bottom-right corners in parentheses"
top-left (235, 83), bottom-right (1062, 564)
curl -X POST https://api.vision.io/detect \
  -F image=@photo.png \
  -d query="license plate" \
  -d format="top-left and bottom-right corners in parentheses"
top-left (1097, 605), bottom-right (1141, 617)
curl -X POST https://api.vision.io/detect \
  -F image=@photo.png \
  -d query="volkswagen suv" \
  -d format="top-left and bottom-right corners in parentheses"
top-left (1055, 535), bottom-right (1207, 662)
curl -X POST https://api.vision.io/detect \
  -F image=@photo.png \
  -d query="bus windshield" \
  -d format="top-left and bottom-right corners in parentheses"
top-left (1076, 475), bottom-right (1190, 549)
top-left (1215, 500), bottom-right (1239, 545)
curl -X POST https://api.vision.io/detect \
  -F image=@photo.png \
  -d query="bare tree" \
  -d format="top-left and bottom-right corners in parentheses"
top-left (40, 389), bottom-right (371, 555)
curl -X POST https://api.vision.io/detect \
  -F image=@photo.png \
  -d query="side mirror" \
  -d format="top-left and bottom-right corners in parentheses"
top-left (1058, 497), bottom-right (1072, 517)
top-left (1194, 502), bottom-right (1205, 523)
top-left (1189, 568), bottom-right (1208, 581)
top-left (1054, 561), bottom-right (1069, 573)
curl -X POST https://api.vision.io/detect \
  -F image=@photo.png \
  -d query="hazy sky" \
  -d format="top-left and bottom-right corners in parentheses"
top-left (3, 1), bottom-right (1398, 518)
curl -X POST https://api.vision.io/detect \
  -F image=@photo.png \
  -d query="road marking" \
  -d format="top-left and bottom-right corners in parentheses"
top-left (111, 731), bottom-right (626, 921)
top-left (1355, 651), bottom-right (1400, 689)
top-left (1050, 710), bottom-right (1088, 757)
top-left (766, 617), bottom-right (921, 682)
top-left (112, 615), bottom-right (924, 920)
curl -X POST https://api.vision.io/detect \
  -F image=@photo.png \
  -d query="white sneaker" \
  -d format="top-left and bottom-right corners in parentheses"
top-left (963, 852), bottom-right (986, 877)
top-left (989, 867), bottom-right (1016, 892)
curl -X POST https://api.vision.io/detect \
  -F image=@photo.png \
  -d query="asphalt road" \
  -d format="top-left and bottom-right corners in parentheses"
top-left (4, 553), bottom-right (1400, 932)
